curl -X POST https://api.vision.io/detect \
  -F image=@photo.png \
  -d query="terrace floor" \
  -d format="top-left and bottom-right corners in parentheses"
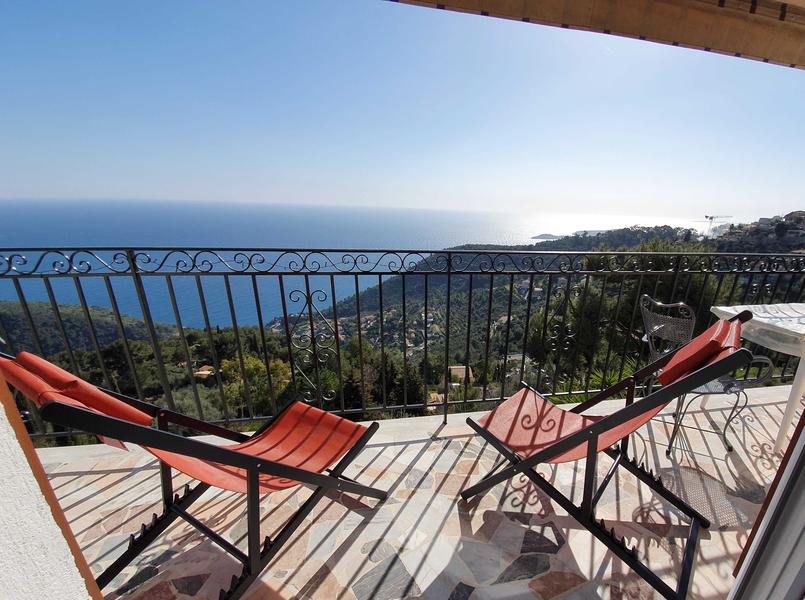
top-left (39, 386), bottom-right (802, 600)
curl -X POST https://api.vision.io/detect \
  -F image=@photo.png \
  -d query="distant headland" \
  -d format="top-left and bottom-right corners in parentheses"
top-left (532, 229), bottom-right (609, 241)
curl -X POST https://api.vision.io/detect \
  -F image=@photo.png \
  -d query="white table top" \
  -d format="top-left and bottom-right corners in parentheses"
top-left (711, 303), bottom-right (805, 356)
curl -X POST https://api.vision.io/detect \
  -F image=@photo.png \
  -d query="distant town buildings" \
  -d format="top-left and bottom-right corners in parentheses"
top-left (708, 222), bottom-right (731, 238)
top-left (448, 365), bottom-right (473, 382)
top-left (715, 211), bottom-right (805, 251)
top-left (193, 365), bottom-right (216, 379)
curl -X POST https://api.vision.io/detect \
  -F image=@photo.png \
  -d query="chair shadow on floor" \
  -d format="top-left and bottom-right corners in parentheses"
top-left (406, 415), bottom-right (771, 600)
top-left (51, 399), bottom-right (780, 600)
top-left (86, 432), bottom-right (413, 599)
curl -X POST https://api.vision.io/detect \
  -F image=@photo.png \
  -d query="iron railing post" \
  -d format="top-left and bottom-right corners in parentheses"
top-left (166, 276), bottom-right (204, 419)
top-left (423, 273), bottom-right (429, 405)
top-left (499, 274), bottom-right (514, 400)
top-left (401, 274), bottom-right (408, 407)
top-left (443, 253), bottom-right (452, 424)
top-left (43, 277), bottom-right (80, 373)
top-left (277, 275), bottom-right (297, 394)
top-left (463, 274), bottom-right (474, 406)
top-left (195, 274), bottom-right (229, 423)
top-left (329, 274), bottom-right (345, 413)
top-left (126, 250), bottom-right (176, 410)
top-left (104, 275), bottom-right (145, 400)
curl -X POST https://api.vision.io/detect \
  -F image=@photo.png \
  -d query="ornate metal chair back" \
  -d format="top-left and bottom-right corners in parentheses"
top-left (639, 294), bottom-right (695, 362)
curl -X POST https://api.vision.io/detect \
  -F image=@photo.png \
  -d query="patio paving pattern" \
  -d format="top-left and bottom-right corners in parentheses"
top-left (39, 385), bottom-right (801, 600)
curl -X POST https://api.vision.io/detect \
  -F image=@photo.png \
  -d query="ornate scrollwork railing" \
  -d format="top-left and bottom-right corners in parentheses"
top-left (1, 245), bottom-right (803, 441)
top-left (286, 287), bottom-right (339, 403)
top-left (2, 247), bottom-right (804, 278)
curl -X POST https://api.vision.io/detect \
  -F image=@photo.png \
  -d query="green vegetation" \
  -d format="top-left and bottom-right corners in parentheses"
top-left (714, 211), bottom-right (805, 253)
top-left (0, 301), bottom-right (174, 356)
top-left (457, 224), bottom-right (700, 252)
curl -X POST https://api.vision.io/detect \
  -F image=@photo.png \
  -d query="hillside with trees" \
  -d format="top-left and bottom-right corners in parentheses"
top-left (714, 211), bottom-right (805, 253)
top-left (456, 224), bottom-right (698, 252)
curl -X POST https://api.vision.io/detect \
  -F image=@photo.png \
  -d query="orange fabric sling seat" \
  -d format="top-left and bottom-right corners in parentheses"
top-left (657, 319), bottom-right (734, 386)
top-left (0, 356), bottom-right (134, 449)
top-left (1, 353), bottom-right (367, 493)
top-left (479, 319), bottom-right (743, 465)
top-left (461, 316), bottom-right (752, 600)
top-left (479, 387), bottom-right (602, 464)
top-left (15, 351), bottom-right (153, 426)
top-left (0, 357), bottom-right (97, 413)
top-left (149, 402), bottom-right (368, 493)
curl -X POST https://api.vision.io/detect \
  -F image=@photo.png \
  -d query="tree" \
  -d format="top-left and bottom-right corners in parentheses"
top-left (220, 355), bottom-right (290, 417)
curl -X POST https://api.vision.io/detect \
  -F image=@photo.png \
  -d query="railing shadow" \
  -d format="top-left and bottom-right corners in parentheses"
top-left (45, 393), bottom-right (785, 599)
top-left (405, 401), bottom-right (777, 600)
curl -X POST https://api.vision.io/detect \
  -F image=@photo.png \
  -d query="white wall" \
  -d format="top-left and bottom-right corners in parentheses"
top-left (731, 425), bottom-right (805, 600)
top-left (0, 378), bottom-right (96, 599)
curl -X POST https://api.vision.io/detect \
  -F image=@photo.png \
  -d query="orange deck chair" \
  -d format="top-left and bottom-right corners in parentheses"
top-left (0, 351), bottom-right (387, 600)
top-left (460, 312), bottom-right (753, 600)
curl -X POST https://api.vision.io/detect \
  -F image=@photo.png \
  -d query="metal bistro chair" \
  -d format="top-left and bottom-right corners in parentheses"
top-left (639, 295), bottom-right (774, 454)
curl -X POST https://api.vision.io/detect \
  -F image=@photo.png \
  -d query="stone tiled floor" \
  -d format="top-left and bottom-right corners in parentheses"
top-left (39, 386), bottom-right (801, 600)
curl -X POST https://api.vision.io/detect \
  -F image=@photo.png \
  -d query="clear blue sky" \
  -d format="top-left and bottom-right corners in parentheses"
top-left (1, 0), bottom-right (803, 223)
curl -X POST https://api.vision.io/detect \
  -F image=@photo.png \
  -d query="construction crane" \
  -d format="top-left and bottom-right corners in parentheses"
top-left (698, 215), bottom-right (732, 238)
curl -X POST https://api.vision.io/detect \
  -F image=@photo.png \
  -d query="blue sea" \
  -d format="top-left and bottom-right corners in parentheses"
top-left (0, 200), bottom-right (697, 329)
top-left (0, 200), bottom-right (543, 249)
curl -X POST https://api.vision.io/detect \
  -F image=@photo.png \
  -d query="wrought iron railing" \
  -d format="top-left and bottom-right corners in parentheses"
top-left (0, 248), bottom-right (802, 441)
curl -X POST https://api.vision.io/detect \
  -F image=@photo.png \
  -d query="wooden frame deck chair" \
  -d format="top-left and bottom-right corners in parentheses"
top-left (0, 351), bottom-right (387, 600)
top-left (459, 312), bottom-right (753, 600)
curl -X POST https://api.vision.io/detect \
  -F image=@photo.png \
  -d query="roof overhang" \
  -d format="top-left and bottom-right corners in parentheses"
top-left (396, 0), bottom-right (805, 69)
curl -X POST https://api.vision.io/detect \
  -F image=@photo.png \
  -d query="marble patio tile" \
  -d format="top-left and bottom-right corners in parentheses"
top-left (404, 467), bottom-right (435, 489)
top-left (520, 522), bottom-right (566, 554)
top-left (42, 389), bottom-right (792, 600)
top-left (468, 510), bottom-right (503, 542)
top-left (304, 519), bottom-right (343, 562)
top-left (400, 538), bottom-right (475, 597)
top-left (295, 564), bottom-right (358, 600)
top-left (359, 462), bottom-right (405, 482)
top-left (342, 518), bottom-right (407, 551)
top-left (435, 473), bottom-right (479, 496)
top-left (446, 581), bottom-right (477, 600)
top-left (432, 450), bottom-right (479, 473)
top-left (239, 576), bottom-right (298, 600)
top-left (360, 538), bottom-right (396, 563)
top-left (125, 580), bottom-right (177, 600)
top-left (470, 579), bottom-right (540, 600)
top-left (351, 553), bottom-right (421, 600)
top-left (452, 538), bottom-right (503, 584)
top-left (489, 515), bottom-right (529, 558)
top-left (395, 525), bottom-right (430, 554)
top-left (394, 487), bottom-right (421, 501)
top-left (395, 444), bottom-right (435, 465)
top-left (608, 571), bottom-right (658, 600)
top-left (412, 566), bottom-right (472, 600)
top-left (528, 570), bottom-right (587, 600)
top-left (454, 459), bottom-right (483, 475)
top-left (170, 573), bottom-right (209, 596)
top-left (268, 529), bottom-right (312, 572)
top-left (456, 490), bottom-right (508, 518)
top-left (494, 554), bottom-right (551, 584)
top-left (443, 513), bottom-right (467, 537)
